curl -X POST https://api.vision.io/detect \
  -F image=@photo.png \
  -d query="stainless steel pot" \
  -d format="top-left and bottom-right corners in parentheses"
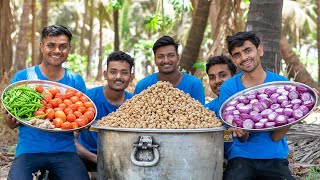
top-left (94, 126), bottom-right (225, 180)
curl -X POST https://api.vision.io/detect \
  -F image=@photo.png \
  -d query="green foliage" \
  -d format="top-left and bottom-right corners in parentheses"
top-left (8, 145), bottom-right (17, 153)
top-left (171, 0), bottom-right (193, 18)
top-left (292, 47), bottom-right (318, 81)
top-left (192, 61), bottom-right (206, 71)
top-left (144, 14), bottom-right (173, 33)
top-left (306, 165), bottom-right (320, 180)
top-left (109, 0), bottom-right (125, 10)
top-left (64, 53), bottom-right (88, 77)
top-left (133, 39), bottom-right (154, 63)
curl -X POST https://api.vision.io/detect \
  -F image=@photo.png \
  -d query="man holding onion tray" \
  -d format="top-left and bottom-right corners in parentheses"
top-left (134, 35), bottom-right (206, 105)
top-left (75, 51), bottom-right (134, 174)
top-left (3, 25), bottom-right (89, 179)
top-left (217, 32), bottom-right (294, 180)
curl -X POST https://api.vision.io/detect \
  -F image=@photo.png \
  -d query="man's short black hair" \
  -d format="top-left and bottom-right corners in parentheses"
top-left (152, 35), bottom-right (179, 54)
top-left (41, 25), bottom-right (72, 42)
top-left (206, 55), bottom-right (237, 75)
top-left (106, 51), bottom-right (135, 72)
top-left (226, 31), bottom-right (261, 54)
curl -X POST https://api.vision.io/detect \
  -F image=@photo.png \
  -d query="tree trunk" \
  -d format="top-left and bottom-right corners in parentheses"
top-left (180, 0), bottom-right (211, 74)
top-left (0, 0), bottom-right (14, 85)
top-left (245, 0), bottom-right (283, 74)
top-left (114, 9), bottom-right (120, 51)
top-left (317, 0), bottom-right (320, 86)
top-left (80, 0), bottom-right (89, 55)
top-left (86, 0), bottom-right (94, 80)
top-left (281, 36), bottom-right (320, 91)
top-left (15, 0), bottom-right (32, 71)
top-left (38, 0), bottom-right (48, 64)
top-left (96, 2), bottom-right (104, 81)
top-left (31, 0), bottom-right (38, 66)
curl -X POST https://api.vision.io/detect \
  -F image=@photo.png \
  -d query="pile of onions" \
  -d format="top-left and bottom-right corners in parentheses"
top-left (222, 84), bottom-right (316, 130)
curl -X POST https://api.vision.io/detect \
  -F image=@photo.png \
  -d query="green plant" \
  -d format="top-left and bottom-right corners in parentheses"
top-left (306, 165), bottom-right (320, 180)
top-left (64, 53), bottom-right (88, 77)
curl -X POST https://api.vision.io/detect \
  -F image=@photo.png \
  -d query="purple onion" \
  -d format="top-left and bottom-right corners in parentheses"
top-left (267, 112), bottom-right (278, 121)
top-left (247, 94), bottom-right (257, 100)
top-left (250, 99), bottom-right (259, 104)
top-left (275, 108), bottom-right (284, 115)
top-left (296, 85), bottom-right (308, 93)
top-left (288, 90), bottom-right (299, 100)
top-left (303, 100), bottom-right (315, 109)
top-left (301, 92), bottom-right (312, 102)
top-left (292, 104), bottom-right (300, 110)
top-left (277, 95), bottom-right (288, 104)
top-left (257, 88), bottom-right (266, 95)
top-left (270, 93), bottom-right (280, 103)
top-left (293, 109), bottom-right (304, 120)
top-left (259, 118), bottom-right (269, 124)
top-left (254, 122), bottom-right (265, 129)
top-left (228, 100), bottom-right (239, 106)
top-left (250, 112), bottom-right (262, 122)
top-left (232, 120), bottom-right (243, 127)
top-left (265, 122), bottom-right (276, 128)
top-left (259, 98), bottom-right (271, 109)
top-left (291, 99), bottom-right (302, 106)
top-left (281, 100), bottom-right (290, 108)
top-left (270, 104), bottom-right (281, 110)
top-left (261, 109), bottom-right (273, 118)
top-left (265, 86), bottom-right (277, 95)
top-left (238, 105), bottom-right (251, 114)
top-left (287, 118), bottom-right (297, 124)
top-left (238, 95), bottom-right (250, 104)
top-left (299, 105), bottom-right (309, 115)
top-left (284, 85), bottom-right (293, 91)
top-left (275, 115), bottom-right (288, 126)
top-left (252, 102), bottom-right (265, 112)
top-left (281, 91), bottom-right (289, 96)
top-left (276, 88), bottom-right (286, 94)
top-left (243, 119), bottom-right (254, 129)
top-left (283, 108), bottom-right (293, 117)
top-left (257, 94), bottom-right (269, 100)
top-left (225, 106), bottom-right (236, 112)
top-left (239, 113), bottom-right (250, 119)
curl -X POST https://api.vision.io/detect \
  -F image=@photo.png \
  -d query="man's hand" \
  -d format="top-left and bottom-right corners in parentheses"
top-left (228, 127), bottom-right (249, 142)
top-left (3, 110), bottom-right (19, 129)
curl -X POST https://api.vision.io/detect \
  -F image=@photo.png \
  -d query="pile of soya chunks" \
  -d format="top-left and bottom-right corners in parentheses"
top-left (97, 81), bottom-right (222, 129)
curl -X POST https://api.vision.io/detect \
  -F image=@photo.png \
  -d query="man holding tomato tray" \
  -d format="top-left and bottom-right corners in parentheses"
top-left (3, 25), bottom-right (89, 179)
top-left (217, 32), bottom-right (294, 180)
top-left (75, 51), bottom-right (134, 175)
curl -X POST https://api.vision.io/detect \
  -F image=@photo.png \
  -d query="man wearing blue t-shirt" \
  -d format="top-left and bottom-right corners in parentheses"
top-left (205, 55), bottom-right (236, 158)
top-left (4, 25), bottom-right (89, 179)
top-left (75, 51), bottom-right (134, 173)
top-left (218, 32), bottom-right (294, 180)
top-left (134, 36), bottom-right (205, 105)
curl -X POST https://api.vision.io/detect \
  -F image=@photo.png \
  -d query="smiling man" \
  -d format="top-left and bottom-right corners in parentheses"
top-left (134, 35), bottom-right (205, 105)
top-left (75, 51), bottom-right (134, 174)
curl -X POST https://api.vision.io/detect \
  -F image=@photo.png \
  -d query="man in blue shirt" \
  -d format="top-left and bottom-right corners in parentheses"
top-left (4, 25), bottom-right (89, 179)
top-left (75, 51), bottom-right (134, 174)
top-left (218, 32), bottom-right (294, 180)
top-left (134, 36), bottom-right (205, 104)
top-left (205, 55), bottom-right (236, 158)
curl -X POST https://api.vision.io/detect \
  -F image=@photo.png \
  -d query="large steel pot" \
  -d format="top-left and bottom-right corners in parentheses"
top-left (94, 126), bottom-right (225, 180)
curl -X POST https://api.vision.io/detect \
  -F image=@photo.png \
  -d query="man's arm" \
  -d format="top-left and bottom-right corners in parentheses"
top-left (3, 110), bottom-right (19, 129)
top-left (270, 126), bottom-right (291, 142)
top-left (74, 132), bottom-right (97, 164)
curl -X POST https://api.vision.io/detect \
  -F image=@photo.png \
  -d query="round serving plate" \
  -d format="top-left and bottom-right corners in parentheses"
top-left (1, 80), bottom-right (97, 132)
top-left (219, 81), bottom-right (318, 132)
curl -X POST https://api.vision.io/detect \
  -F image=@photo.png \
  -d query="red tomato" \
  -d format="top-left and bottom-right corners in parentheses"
top-left (68, 104), bottom-right (78, 111)
top-left (74, 111), bottom-right (83, 118)
top-left (79, 115), bottom-right (89, 124)
top-left (55, 93), bottom-right (65, 100)
top-left (75, 91), bottom-right (83, 97)
top-left (70, 96), bottom-right (79, 103)
top-left (79, 96), bottom-right (89, 103)
top-left (55, 110), bottom-right (66, 122)
top-left (37, 107), bottom-right (46, 112)
top-left (53, 118), bottom-right (63, 128)
top-left (36, 85), bottom-right (44, 93)
top-left (34, 110), bottom-right (45, 119)
top-left (61, 122), bottom-right (72, 130)
top-left (63, 107), bottom-right (73, 115)
top-left (87, 107), bottom-right (96, 113)
top-left (63, 99), bottom-right (73, 107)
top-left (83, 102), bottom-right (94, 108)
top-left (74, 101), bottom-right (83, 107)
top-left (40, 100), bottom-right (47, 106)
top-left (45, 108), bottom-right (55, 120)
top-left (78, 106), bottom-right (87, 114)
top-left (58, 103), bottom-right (67, 110)
top-left (71, 122), bottom-right (79, 129)
top-left (65, 88), bottom-right (76, 97)
top-left (66, 114), bottom-right (77, 122)
top-left (43, 92), bottom-right (53, 103)
top-left (54, 107), bottom-right (63, 111)
top-left (49, 86), bottom-right (60, 97)
top-left (84, 111), bottom-right (95, 121)
top-left (49, 98), bottom-right (59, 108)
top-left (45, 103), bottom-right (53, 109)
top-left (75, 118), bottom-right (86, 127)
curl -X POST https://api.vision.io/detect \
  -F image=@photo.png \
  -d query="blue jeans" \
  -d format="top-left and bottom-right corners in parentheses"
top-left (8, 152), bottom-right (89, 180)
top-left (223, 157), bottom-right (294, 180)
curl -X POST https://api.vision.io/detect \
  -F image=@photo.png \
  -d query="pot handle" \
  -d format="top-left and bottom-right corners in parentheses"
top-left (130, 146), bottom-right (159, 167)
top-left (130, 136), bottom-right (160, 167)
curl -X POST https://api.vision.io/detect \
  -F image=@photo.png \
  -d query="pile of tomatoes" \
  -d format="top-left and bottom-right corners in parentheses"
top-left (34, 85), bottom-right (95, 130)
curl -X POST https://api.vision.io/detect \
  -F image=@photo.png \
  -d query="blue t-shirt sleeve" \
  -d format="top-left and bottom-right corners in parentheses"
top-left (134, 81), bottom-right (144, 95)
top-left (189, 79), bottom-right (205, 105)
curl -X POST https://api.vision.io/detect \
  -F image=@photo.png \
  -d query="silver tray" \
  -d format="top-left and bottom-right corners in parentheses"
top-left (1, 80), bottom-right (97, 132)
top-left (219, 81), bottom-right (318, 132)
